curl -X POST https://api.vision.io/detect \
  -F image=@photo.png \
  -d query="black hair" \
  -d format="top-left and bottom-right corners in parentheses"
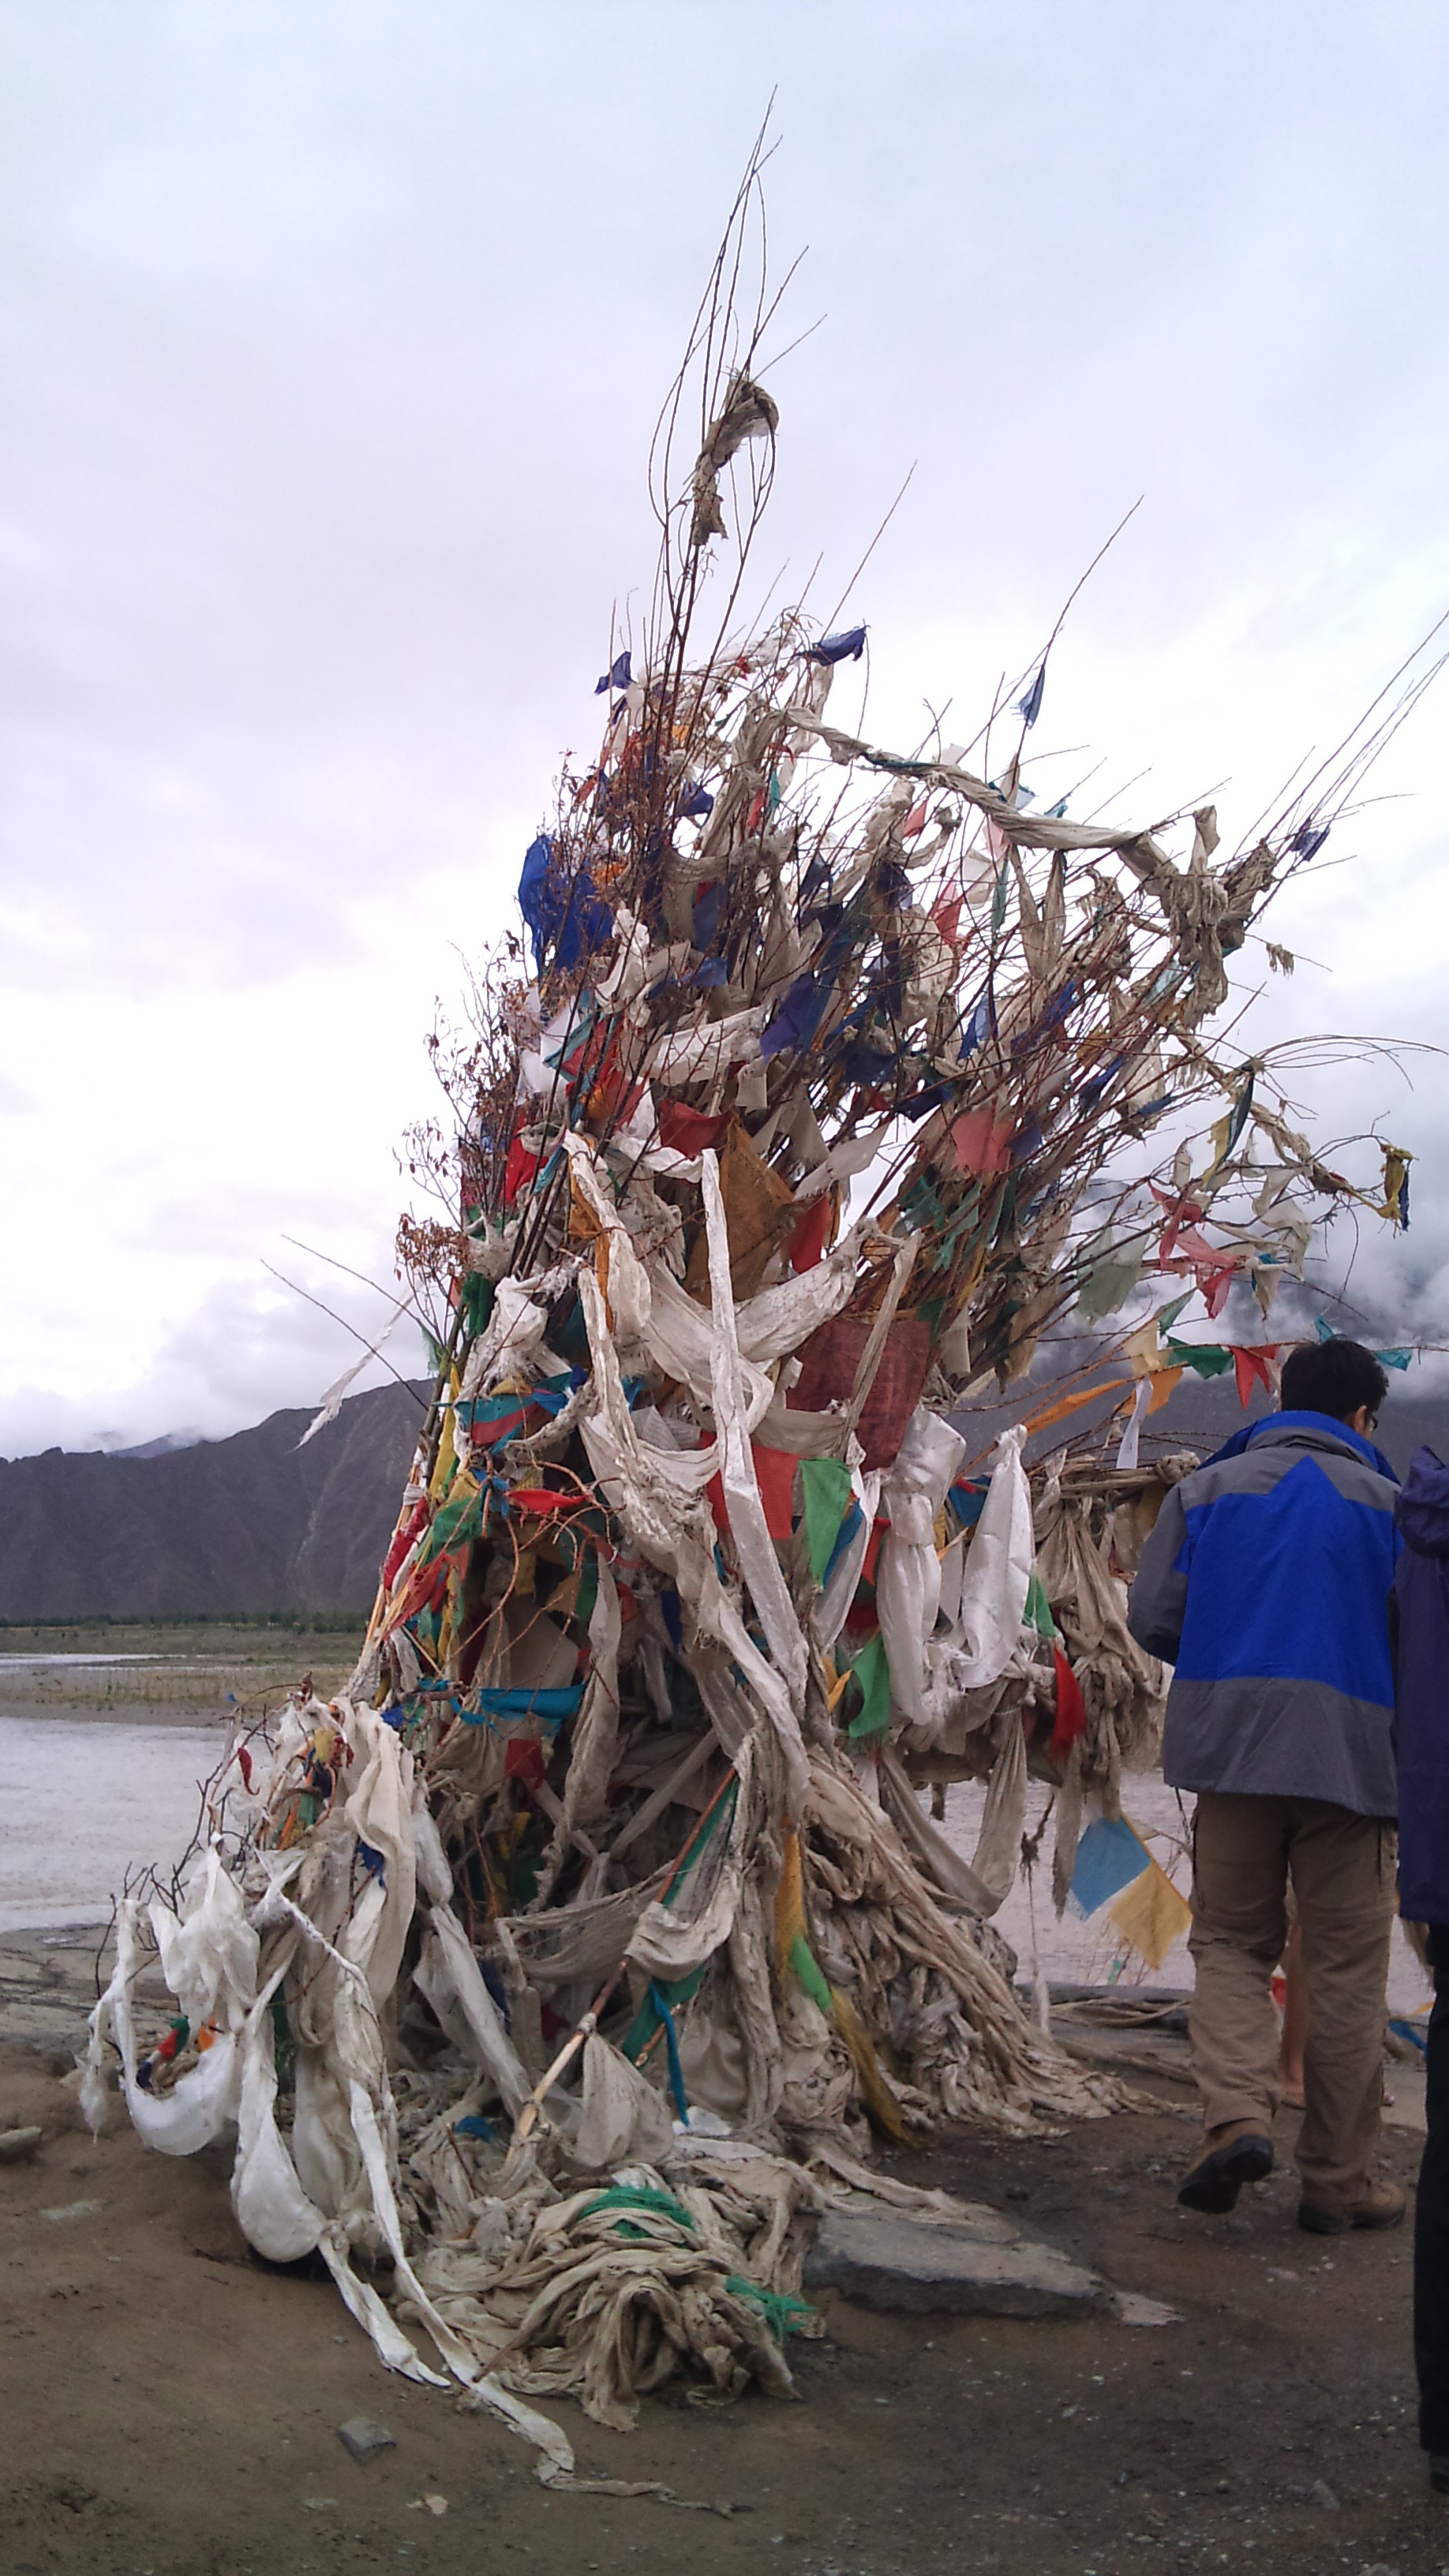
top-left (1279, 1336), bottom-right (1389, 1426)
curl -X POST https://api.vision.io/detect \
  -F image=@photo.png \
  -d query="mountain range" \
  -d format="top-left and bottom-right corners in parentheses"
top-left (2, 1365), bottom-right (1445, 1626)
top-left (0, 1380), bottom-right (427, 1623)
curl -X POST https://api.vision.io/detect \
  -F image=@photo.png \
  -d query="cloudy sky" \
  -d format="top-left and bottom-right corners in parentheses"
top-left (2, 0), bottom-right (1447, 1456)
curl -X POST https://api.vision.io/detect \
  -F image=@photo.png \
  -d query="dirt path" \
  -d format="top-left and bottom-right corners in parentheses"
top-left (2, 2032), bottom-right (1440, 2576)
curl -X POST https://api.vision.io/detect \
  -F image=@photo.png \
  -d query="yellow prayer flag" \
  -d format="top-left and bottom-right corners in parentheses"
top-left (1107, 1853), bottom-right (1192, 1971)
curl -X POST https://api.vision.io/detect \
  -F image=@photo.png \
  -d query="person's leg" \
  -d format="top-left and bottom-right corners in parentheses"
top-left (1415, 1926), bottom-right (1449, 2469)
top-left (1291, 1803), bottom-right (1398, 2220)
top-left (1181, 1794), bottom-right (1288, 2207)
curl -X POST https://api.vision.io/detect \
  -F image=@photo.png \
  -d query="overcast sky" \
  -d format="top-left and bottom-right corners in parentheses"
top-left (2, 0), bottom-right (1447, 1457)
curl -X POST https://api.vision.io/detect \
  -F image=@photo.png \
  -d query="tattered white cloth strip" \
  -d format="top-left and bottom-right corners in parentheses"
top-left (646, 1005), bottom-right (765, 1088)
top-left (1115, 1374), bottom-right (1152, 1471)
top-left (297, 1288), bottom-right (414, 1449)
top-left (876, 1409), bottom-right (968, 1732)
top-left (627, 1739), bottom-right (753, 1980)
top-left (953, 1423), bottom-right (1035, 1687)
top-left (875, 1745), bottom-right (1005, 1917)
top-left (84, 1870), bottom-right (253, 2155)
top-left (700, 1150), bottom-right (810, 1724)
top-left (577, 1262), bottom-right (810, 1817)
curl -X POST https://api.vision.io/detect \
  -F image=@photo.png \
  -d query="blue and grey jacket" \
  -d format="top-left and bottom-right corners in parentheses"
top-left (1127, 1412), bottom-right (1401, 1818)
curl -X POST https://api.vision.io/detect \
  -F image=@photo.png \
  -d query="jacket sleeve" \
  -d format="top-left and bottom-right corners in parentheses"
top-left (1127, 1481), bottom-right (1191, 1661)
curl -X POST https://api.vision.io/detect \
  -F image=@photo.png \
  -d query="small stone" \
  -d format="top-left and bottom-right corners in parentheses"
top-left (1112, 2291), bottom-right (1181, 2327)
top-left (40, 2199), bottom-right (102, 2224)
top-left (0, 2126), bottom-right (43, 2162)
top-left (302, 2497), bottom-right (339, 2512)
top-left (422, 2496), bottom-right (447, 2517)
top-left (1281, 2478), bottom-right (1339, 2510)
top-left (338, 2417), bottom-right (396, 2462)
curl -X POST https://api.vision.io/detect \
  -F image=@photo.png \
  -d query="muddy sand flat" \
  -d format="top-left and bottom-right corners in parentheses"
top-left (1, 2026), bottom-right (1439, 2576)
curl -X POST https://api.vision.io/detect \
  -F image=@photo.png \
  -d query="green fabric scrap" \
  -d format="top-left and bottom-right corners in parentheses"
top-left (800, 1456), bottom-right (854, 1585)
top-left (1023, 1571), bottom-right (1059, 1642)
top-left (841, 1631), bottom-right (892, 1740)
top-left (724, 2275), bottom-right (816, 2338)
top-left (788, 1933), bottom-right (834, 2016)
top-left (579, 2185), bottom-right (695, 2232)
top-left (460, 1273), bottom-right (495, 1338)
top-left (1166, 1340), bottom-right (1234, 1379)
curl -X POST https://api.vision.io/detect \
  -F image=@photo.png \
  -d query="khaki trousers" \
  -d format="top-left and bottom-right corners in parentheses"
top-left (1189, 1792), bottom-right (1396, 2205)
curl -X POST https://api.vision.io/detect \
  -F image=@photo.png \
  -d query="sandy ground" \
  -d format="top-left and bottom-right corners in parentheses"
top-left (2, 1986), bottom-right (1442, 2576)
top-left (3, 1665), bottom-right (1440, 2572)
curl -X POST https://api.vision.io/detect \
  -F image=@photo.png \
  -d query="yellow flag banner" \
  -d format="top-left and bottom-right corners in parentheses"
top-left (1108, 1852), bottom-right (1192, 1972)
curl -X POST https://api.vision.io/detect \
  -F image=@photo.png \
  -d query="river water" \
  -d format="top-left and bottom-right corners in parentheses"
top-left (0, 1684), bottom-right (1429, 2012)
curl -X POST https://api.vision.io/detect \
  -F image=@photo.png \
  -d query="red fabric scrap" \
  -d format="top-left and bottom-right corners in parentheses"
top-left (504, 1739), bottom-right (548, 1789)
top-left (504, 1136), bottom-right (541, 1205)
top-left (751, 1444), bottom-right (798, 1541)
top-left (707, 1447), bottom-right (797, 1541)
top-left (950, 1107), bottom-right (1015, 1177)
top-left (860, 1517), bottom-right (888, 1589)
top-left (788, 1193), bottom-right (833, 1274)
top-left (657, 1100), bottom-right (732, 1157)
top-left (1048, 1646), bottom-right (1087, 1765)
top-left (383, 1498), bottom-right (429, 1590)
top-left (1233, 1345), bottom-right (1282, 1408)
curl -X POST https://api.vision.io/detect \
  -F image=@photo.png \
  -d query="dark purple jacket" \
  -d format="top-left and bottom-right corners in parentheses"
top-left (1394, 1446), bottom-right (1449, 1923)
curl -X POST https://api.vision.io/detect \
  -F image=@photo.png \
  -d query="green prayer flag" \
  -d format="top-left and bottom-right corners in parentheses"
top-left (1166, 1340), bottom-right (1234, 1379)
top-left (844, 1631), bottom-right (892, 1740)
top-left (1023, 1570), bottom-right (1058, 1642)
top-left (800, 1456), bottom-right (854, 1584)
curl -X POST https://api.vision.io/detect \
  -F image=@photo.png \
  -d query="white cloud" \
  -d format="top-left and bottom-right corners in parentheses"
top-left (3, 1), bottom-right (1448, 1451)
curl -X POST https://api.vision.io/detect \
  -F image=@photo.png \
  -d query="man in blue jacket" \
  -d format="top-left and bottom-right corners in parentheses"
top-left (1129, 1337), bottom-right (1402, 2231)
top-left (1391, 1446), bottom-right (1449, 2488)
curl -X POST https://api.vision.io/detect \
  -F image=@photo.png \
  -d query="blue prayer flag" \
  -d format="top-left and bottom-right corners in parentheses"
top-left (1017, 665), bottom-right (1046, 728)
top-left (1069, 1816), bottom-right (1150, 1916)
top-left (809, 625), bottom-right (867, 666)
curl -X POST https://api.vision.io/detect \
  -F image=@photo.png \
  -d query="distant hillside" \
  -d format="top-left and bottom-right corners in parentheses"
top-left (5, 1354), bottom-right (1442, 1627)
top-left (0, 1380), bottom-right (427, 1623)
top-left (951, 1364), bottom-right (1449, 1481)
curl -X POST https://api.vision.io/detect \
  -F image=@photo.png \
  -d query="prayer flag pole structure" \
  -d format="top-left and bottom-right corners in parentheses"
top-left (88, 170), bottom-right (1420, 2475)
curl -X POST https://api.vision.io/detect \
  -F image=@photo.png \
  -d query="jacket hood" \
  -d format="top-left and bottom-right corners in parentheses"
top-left (1203, 1410), bottom-right (1398, 1484)
top-left (1397, 1446), bottom-right (1449, 1558)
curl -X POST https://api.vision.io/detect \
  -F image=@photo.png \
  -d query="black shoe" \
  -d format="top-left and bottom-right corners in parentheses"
top-left (1177, 2132), bottom-right (1275, 2214)
top-left (1428, 2454), bottom-right (1449, 2495)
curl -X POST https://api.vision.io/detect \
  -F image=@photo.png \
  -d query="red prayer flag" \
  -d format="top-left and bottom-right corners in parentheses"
top-left (657, 1100), bottom-right (732, 1157)
top-left (951, 1107), bottom-right (1015, 1176)
top-left (1049, 1645), bottom-right (1087, 1765)
top-left (504, 1136), bottom-right (541, 1205)
top-left (708, 1449), bottom-right (798, 1541)
top-left (788, 1193), bottom-right (833, 1274)
top-left (1232, 1345), bottom-right (1281, 1407)
top-left (751, 1443), bottom-right (798, 1541)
